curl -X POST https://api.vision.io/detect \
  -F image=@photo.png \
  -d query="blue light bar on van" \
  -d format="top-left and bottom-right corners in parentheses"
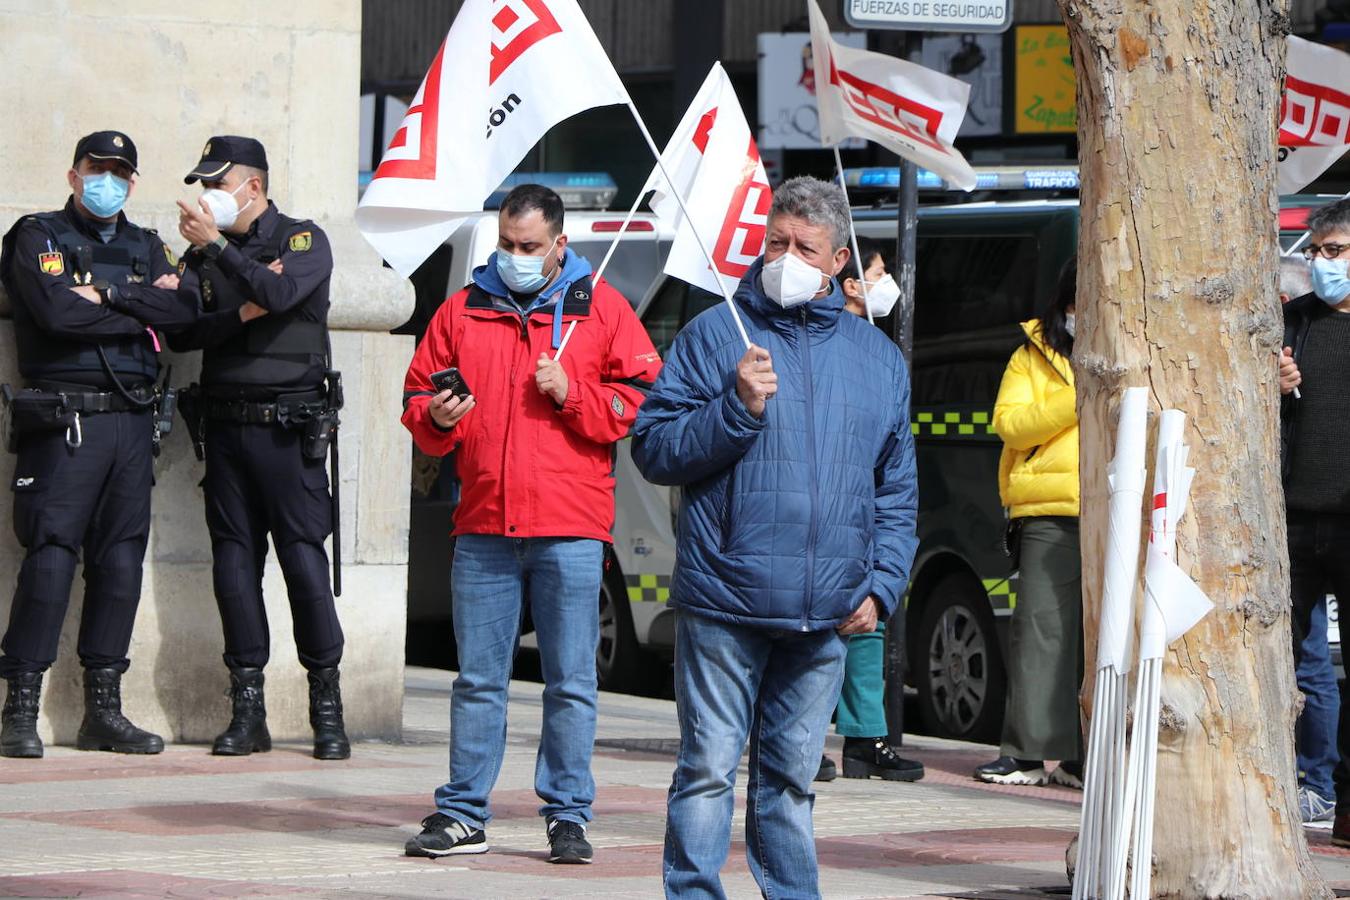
top-left (843, 166), bottom-right (1080, 192)
top-left (484, 172), bottom-right (618, 210)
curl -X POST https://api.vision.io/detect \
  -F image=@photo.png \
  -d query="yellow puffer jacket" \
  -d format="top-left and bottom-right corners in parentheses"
top-left (994, 319), bottom-right (1079, 518)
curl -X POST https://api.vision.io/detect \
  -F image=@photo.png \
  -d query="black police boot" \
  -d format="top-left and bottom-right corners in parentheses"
top-left (308, 667), bottom-right (351, 760)
top-left (76, 668), bottom-right (165, 754)
top-left (1, 672), bottom-right (45, 758)
top-left (212, 668), bottom-right (272, 756)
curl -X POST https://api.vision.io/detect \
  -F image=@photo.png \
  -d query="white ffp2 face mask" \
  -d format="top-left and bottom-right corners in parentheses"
top-left (200, 181), bottom-right (252, 230)
top-left (862, 274), bottom-right (901, 318)
top-left (762, 252), bottom-right (826, 308)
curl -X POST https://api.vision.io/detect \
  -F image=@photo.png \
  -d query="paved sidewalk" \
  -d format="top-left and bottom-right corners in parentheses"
top-left (1, 666), bottom-right (1346, 898)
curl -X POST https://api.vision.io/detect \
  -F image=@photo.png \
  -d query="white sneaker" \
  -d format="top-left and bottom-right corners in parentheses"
top-left (974, 756), bottom-right (1048, 786)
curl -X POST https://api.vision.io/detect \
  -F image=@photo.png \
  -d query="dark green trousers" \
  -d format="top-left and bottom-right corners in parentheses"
top-left (1000, 516), bottom-right (1084, 762)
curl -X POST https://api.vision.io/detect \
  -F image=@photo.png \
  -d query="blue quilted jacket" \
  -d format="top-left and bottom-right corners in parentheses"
top-left (631, 258), bottom-right (919, 631)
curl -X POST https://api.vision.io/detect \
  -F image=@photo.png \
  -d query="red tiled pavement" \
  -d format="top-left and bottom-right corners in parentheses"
top-left (0, 786), bottom-right (670, 836)
top-left (815, 827), bottom-right (1072, 868)
top-left (0, 746), bottom-right (405, 785)
top-left (0, 870), bottom-right (331, 898)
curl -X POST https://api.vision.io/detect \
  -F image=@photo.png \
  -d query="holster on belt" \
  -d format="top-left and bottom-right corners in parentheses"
top-left (177, 384), bottom-right (206, 461)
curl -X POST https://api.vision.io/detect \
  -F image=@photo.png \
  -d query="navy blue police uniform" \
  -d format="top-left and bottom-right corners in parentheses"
top-left (169, 136), bottom-right (348, 759)
top-left (0, 131), bottom-right (194, 758)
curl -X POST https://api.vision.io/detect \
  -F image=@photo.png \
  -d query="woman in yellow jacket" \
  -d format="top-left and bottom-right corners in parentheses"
top-left (975, 258), bottom-right (1083, 788)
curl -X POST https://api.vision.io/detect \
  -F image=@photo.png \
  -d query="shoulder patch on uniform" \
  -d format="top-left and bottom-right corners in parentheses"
top-left (610, 393), bottom-right (626, 418)
top-left (164, 245), bottom-right (178, 267)
top-left (38, 251), bottom-right (64, 276)
top-left (288, 231), bottom-right (312, 253)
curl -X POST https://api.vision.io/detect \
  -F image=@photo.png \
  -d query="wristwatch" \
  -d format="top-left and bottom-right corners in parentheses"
top-left (92, 278), bottom-right (119, 309)
top-left (200, 235), bottom-right (228, 260)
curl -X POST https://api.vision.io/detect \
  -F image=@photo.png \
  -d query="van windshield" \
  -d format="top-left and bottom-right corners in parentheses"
top-left (569, 239), bottom-right (671, 309)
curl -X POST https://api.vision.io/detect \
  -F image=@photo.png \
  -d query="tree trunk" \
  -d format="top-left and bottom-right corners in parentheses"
top-left (1059, 0), bottom-right (1328, 896)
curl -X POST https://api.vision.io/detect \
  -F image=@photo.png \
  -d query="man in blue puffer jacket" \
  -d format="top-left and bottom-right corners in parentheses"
top-left (632, 176), bottom-right (918, 899)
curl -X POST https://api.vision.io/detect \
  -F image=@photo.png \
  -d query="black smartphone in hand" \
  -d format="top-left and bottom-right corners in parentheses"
top-left (429, 367), bottom-right (472, 401)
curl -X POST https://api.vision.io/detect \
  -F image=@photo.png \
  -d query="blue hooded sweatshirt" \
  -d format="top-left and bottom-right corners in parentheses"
top-left (631, 257), bottom-right (919, 631)
top-left (473, 246), bottom-right (594, 349)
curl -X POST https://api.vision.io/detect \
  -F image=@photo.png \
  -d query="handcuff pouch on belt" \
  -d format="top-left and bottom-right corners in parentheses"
top-left (2, 384), bottom-right (81, 452)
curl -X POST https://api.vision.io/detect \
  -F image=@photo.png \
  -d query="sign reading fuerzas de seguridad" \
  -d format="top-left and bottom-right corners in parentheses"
top-left (843, 0), bottom-right (1012, 33)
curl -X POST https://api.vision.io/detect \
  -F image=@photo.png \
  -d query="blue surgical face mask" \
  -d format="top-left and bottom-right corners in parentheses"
top-left (496, 237), bottom-right (559, 295)
top-left (1312, 257), bottom-right (1350, 306)
top-left (80, 172), bottom-right (130, 219)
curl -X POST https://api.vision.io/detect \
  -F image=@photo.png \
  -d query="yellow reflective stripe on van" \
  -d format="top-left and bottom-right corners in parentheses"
top-left (984, 577), bottom-right (1017, 611)
top-left (912, 409), bottom-right (995, 437)
top-left (627, 574), bottom-right (671, 603)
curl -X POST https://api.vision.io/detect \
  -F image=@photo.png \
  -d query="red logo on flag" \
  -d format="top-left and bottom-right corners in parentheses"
top-left (713, 139), bottom-right (771, 279)
top-left (375, 39), bottom-right (445, 181)
top-left (491, 0), bottom-right (563, 85)
top-left (693, 107), bottom-right (718, 154)
top-left (1280, 75), bottom-right (1350, 147)
top-left (828, 51), bottom-right (948, 155)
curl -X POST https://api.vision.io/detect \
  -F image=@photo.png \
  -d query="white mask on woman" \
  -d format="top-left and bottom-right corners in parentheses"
top-left (861, 274), bottom-right (901, 318)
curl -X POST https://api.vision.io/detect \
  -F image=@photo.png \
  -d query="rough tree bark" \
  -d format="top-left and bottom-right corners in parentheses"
top-left (1058, 0), bottom-right (1328, 896)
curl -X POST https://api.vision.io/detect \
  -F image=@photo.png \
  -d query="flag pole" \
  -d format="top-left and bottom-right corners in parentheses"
top-left (593, 188), bottom-right (651, 285)
top-left (622, 100), bottom-right (753, 349)
top-left (832, 145), bottom-right (872, 324)
top-left (554, 185), bottom-right (650, 362)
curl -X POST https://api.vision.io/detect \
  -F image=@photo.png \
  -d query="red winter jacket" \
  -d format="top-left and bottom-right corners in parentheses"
top-left (401, 267), bottom-right (662, 543)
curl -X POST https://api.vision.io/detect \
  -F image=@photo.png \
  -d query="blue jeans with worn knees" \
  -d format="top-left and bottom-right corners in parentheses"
top-left (1297, 598), bottom-right (1338, 802)
top-left (434, 535), bottom-right (603, 830)
top-left (663, 610), bottom-right (847, 900)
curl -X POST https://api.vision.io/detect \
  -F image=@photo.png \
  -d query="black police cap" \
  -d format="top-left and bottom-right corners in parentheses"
top-left (73, 131), bottom-right (138, 174)
top-left (184, 135), bottom-right (269, 184)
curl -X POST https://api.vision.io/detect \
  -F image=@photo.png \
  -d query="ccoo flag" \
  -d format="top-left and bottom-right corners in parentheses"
top-left (647, 63), bottom-right (771, 297)
top-left (356, 0), bottom-right (630, 276)
top-left (1279, 36), bottom-right (1350, 194)
top-left (806, 0), bottom-right (976, 191)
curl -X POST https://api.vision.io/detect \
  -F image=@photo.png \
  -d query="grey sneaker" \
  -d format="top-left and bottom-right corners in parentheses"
top-left (1300, 786), bottom-right (1335, 825)
top-left (404, 812), bottom-right (489, 858)
top-left (546, 818), bottom-right (593, 864)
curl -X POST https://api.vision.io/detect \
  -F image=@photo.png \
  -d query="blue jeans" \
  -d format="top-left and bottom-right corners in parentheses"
top-left (433, 535), bottom-right (603, 830)
top-left (664, 610), bottom-right (848, 899)
top-left (1290, 513), bottom-right (1344, 804)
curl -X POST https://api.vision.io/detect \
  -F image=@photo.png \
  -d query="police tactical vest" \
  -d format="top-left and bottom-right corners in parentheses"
top-left (1, 210), bottom-right (157, 387)
top-left (195, 213), bottom-right (328, 395)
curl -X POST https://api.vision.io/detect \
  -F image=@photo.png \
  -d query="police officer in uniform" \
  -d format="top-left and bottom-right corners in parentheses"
top-left (170, 136), bottom-right (349, 760)
top-left (0, 131), bottom-right (194, 758)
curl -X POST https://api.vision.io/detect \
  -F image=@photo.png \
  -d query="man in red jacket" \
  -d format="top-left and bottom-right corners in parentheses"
top-left (400, 184), bottom-right (661, 865)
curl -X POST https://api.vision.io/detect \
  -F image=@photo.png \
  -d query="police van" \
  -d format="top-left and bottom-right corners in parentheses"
top-left (603, 168), bottom-right (1334, 738)
top-left (397, 172), bottom-right (676, 672)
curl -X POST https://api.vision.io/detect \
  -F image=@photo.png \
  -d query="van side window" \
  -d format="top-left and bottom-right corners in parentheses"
top-left (911, 233), bottom-right (1040, 406)
top-left (642, 279), bottom-right (722, 358)
top-left (914, 234), bottom-right (1039, 338)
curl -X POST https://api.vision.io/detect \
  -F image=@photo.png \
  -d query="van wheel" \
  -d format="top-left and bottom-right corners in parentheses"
top-left (597, 565), bottom-right (652, 693)
top-left (915, 572), bottom-right (1006, 743)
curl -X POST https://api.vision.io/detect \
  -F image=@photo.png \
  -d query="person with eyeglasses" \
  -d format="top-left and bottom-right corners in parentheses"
top-left (1279, 198), bottom-right (1350, 845)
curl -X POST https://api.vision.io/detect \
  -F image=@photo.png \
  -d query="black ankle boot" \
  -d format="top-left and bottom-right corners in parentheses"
top-left (76, 668), bottom-right (164, 754)
top-left (308, 667), bottom-right (351, 760)
top-left (841, 736), bottom-right (924, 782)
top-left (212, 667), bottom-right (271, 756)
top-left (1, 672), bottom-right (44, 758)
